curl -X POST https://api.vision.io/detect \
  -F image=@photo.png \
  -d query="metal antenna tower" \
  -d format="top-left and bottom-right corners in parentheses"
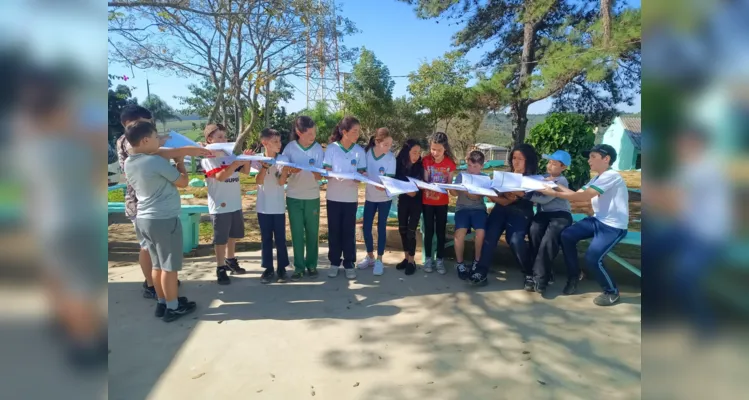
top-left (305, 0), bottom-right (342, 112)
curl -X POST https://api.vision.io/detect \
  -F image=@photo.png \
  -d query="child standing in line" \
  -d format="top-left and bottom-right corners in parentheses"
top-left (421, 132), bottom-right (457, 275)
top-left (200, 124), bottom-right (251, 285)
top-left (450, 150), bottom-right (488, 281)
top-left (124, 121), bottom-right (197, 322)
top-left (529, 150), bottom-right (573, 295)
top-left (324, 116), bottom-right (366, 280)
top-left (252, 128), bottom-right (292, 284)
top-left (356, 128), bottom-right (396, 276)
top-left (282, 116), bottom-right (325, 281)
top-left (394, 139), bottom-right (424, 276)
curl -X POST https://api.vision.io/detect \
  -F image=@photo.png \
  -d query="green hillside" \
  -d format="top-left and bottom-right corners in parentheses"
top-left (163, 119), bottom-right (208, 140)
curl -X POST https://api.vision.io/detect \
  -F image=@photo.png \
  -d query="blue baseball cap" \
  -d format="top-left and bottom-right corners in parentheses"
top-left (542, 150), bottom-right (572, 167)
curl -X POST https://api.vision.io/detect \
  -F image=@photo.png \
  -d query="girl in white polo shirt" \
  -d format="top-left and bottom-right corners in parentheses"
top-left (281, 116), bottom-right (325, 281)
top-left (323, 116), bottom-right (366, 280)
top-left (356, 128), bottom-right (396, 276)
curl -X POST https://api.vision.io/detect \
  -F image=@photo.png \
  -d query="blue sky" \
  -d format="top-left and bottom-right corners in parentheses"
top-left (108, 0), bottom-right (641, 115)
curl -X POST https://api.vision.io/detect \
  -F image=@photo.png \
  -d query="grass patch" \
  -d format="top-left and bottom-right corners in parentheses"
top-left (108, 190), bottom-right (125, 202)
top-left (199, 221), bottom-right (213, 243)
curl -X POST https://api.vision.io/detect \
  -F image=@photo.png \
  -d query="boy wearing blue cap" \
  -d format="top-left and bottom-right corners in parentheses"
top-left (529, 150), bottom-right (573, 295)
top-left (537, 144), bottom-right (629, 306)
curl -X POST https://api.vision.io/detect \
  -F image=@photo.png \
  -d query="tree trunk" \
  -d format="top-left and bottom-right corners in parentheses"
top-left (602, 0), bottom-right (613, 46)
top-left (510, 101), bottom-right (529, 150)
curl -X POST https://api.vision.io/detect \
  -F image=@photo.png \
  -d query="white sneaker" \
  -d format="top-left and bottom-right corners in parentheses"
top-left (436, 259), bottom-right (446, 275)
top-left (345, 268), bottom-right (357, 280)
top-left (423, 258), bottom-right (434, 273)
top-left (373, 259), bottom-right (384, 276)
top-left (328, 266), bottom-right (340, 278)
top-left (357, 256), bottom-right (375, 269)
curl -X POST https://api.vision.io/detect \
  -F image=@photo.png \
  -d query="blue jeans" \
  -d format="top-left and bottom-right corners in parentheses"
top-left (561, 217), bottom-right (627, 294)
top-left (363, 200), bottom-right (392, 256)
top-left (476, 206), bottom-right (532, 276)
top-left (258, 213), bottom-right (289, 271)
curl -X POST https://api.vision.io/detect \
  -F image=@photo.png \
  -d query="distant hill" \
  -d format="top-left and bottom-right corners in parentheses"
top-left (476, 112), bottom-right (641, 147)
top-left (173, 114), bottom-right (204, 121)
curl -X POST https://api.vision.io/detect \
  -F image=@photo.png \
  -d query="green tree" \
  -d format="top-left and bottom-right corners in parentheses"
top-left (526, 113), bottom-right (595, 190)
top-left (338, 47), bottom-right (394, 135)
top-left (401, 0), bottom-right (641, 149)
top-left (386, 96), bottom-right (432, 147)
top-left (297, 101), bottom-right (344, 145)
top-left (108, 78), bottom-right (136, 146)
top-left (142, 94), bottom-right (181, 132)
top-left (407, 51), bottom-right (471, 132)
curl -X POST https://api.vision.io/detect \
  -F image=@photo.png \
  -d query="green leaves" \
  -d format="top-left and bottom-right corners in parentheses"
top-left (338, 48), bottom-right (395, 134)
top-left (407, 51), bottom-right (472, 130)
top-left (526, 113), bottom-right (594, 190)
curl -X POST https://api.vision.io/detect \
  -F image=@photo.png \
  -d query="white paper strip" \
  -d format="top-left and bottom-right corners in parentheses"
top-left (407, 177), bottom-right (447, 194)
top-left (380, 176), bottom-right (419, 197)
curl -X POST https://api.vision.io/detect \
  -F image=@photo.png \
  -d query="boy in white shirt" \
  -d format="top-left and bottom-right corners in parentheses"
top-left (251, 128), bottom-right (292, 283)
top-left (537, 144), bottom-right (629, 306)
top-left (200, 124), bottom-right (251, 285)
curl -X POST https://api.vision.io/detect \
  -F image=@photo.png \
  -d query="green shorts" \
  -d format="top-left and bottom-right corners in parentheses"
top-left (135, 217), bottom-right (183, 272)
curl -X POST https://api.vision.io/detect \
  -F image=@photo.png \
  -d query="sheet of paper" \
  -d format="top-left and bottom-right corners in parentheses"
top-left (274, 160), bottom-right (328, 175)
top-left (326, 171), bottom-right (363, 181)
top-left (353, 172), bottom-right (385, 187)
top-left (204, 142), bottom-right (237, 156)
top-left (520, 176), bottom-right (557, 191)
top-left (436, 183), bottom-right (468, 192)
top-left (463, 184), bottom-right (497, 197)
top-left (407, 177), bottom-right (447, 194)
top-left (235, 154), bottom-right (274, 163)
top-left (461, 173), bottom-right (493, 188)
top-left (162, 131), bottom-right (200, 149)
top-left (380, 176), bottom-right (419, 197)
top-left (492, 171), bottom-right (523, 190)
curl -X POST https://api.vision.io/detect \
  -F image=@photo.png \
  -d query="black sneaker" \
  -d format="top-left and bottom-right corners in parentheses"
top-left (456, 262), bottom-right (470, 280)
top-left (260, 268), bottom-right (275, 284)
top-left (594, 292), bottom-right (620, 306)
top-left (277, 269), bottom-right (289, 283)
top-left (404, 262), bottom-right (416, 276)
top-left (396, 259), bottom-right (408, 270)
top-left (162, 299), bottom-right (197, 322)
top-left (217, 267), bottom-right (231, 285)
top-left (143, 285), bottom-right (156, 299)
top-left (291, 271), bottom-right (304, 282)
top-left (523, 276), bottom-right (535, 292)
top-left (155, 297), bottom-right (189, 318)
top-left (534, 281), bottom-right (547, 295)
top-left (562, 279), bottom-right (578, 295)
top-left (307, 269), bottom-right (319, 279)
top-left (225, 258), bottom-right (247, 275)
top-left (469, 271), bottom-right (488, 286)
top-left (549, 272), bottom-right (555, 285)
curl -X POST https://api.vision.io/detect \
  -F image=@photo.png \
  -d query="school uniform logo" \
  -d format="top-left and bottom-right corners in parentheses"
top-left (308, 158), bottom-right (315, 165)
top-left (350, 159), bottom-right (357, 166)
top-left (378, 166), bottom-right (385, 175)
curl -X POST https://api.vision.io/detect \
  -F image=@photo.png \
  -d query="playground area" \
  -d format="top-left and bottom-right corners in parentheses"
top-left (107, 170), bottom-right (643, 400)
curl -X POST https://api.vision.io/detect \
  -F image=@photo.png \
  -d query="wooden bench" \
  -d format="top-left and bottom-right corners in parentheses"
top-left (108, 202), bottom-right (208, 254)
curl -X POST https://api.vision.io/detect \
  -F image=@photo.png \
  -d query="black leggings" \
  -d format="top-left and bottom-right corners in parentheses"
top-left (423, 204), bottom-right (448, 259)
top-left (397, 197), bottom-right (422, 256)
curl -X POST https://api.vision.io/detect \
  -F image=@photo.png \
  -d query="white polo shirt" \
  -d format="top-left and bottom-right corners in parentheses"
top-left (281, 140), bottom-right (324, 200)
top-left (323, 141), bottom-right (366, 203)
top-left (364, 150), bottom-right (396, 203)
top-left (583, 169), bottom-right (629, 230)
top-left (201, 156), bottom-right (243, 215)
top-left (252, 153), bottom-right (290, 215)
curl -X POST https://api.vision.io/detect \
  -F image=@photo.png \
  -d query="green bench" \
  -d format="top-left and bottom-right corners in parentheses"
top-left (108, 202), bottom-right (208, 254)
top-left (420, 207), bottom-right (641, 277)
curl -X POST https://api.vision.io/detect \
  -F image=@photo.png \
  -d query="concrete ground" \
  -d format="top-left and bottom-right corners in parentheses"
top-left (108, 246), bottom-right (641, 400)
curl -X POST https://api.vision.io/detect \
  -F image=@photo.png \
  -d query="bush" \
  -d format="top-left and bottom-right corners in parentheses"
top-left (526, 113), bottom-right (594, 190)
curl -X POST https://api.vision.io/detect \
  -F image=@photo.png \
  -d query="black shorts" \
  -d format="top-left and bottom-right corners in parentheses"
top-left (211, 210), bottom-right (245, 245)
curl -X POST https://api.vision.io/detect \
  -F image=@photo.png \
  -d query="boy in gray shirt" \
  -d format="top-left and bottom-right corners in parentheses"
top-left (450, 151), bottom-right (489, 280)
top-left (529, 150), bottom-right (574, 294)
top-left (124, 121), bottom-right (197, 322)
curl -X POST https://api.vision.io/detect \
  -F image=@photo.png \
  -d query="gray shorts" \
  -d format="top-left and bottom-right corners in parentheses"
top-left (135, 217), bottom-right (183, 272)
top-left (211, 209), bottom-right (245, 245)
top-left (131, 218), bottom-right (148, 249)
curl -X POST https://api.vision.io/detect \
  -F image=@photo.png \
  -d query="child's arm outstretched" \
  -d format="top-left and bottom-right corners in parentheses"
top-left (172, 159), bottom-right (190, 188)
top-left (214, 160), bottom-right (244, 181)
top-left (157, 146), bottom-right (213, 160)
